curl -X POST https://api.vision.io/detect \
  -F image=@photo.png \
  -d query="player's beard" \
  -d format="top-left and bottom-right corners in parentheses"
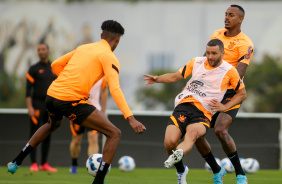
top-left (208, 56), bottom-right (222, 67)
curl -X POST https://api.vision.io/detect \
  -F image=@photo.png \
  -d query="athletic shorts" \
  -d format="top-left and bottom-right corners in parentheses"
top-left (70, 120), bottom-right (97, 136)
top-left (210, 89), bottom-right (241, 128)
top-left (167, 103), bottom-right (210, 138)
top-left (45, 95), bottom-right (96, 125)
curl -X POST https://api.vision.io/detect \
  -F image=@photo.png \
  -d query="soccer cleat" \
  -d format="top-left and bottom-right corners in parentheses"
top-left (236, 175), bottom-right (248, 184)
top-left (212, 167), bottom-right (226, 184)
top-left (69, 165), bottom-right (78, 174)
top-left (7, 162), bottom-right (19, 174)
top-left (176, 165), bottom-right (189, 184)
top-left (39, 163), bottom-right (58, 172)
top-left (164, 149), bottom-right (184, 168)
top-left (30, 162), bottom-right (39, 172)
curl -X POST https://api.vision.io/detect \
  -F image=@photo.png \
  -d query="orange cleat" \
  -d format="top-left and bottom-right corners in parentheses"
top-left (30, 163), bottom-right (39, 172)
top-left (39, 163), bottom-right (57, 172)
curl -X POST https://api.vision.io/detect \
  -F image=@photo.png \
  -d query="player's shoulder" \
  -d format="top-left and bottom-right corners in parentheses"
top-left (211, 28), bottom-right (226, 37)
top-left (28, 61), bottom-right (40, 70)
top-left (239, 31), bottom-right (254, 46)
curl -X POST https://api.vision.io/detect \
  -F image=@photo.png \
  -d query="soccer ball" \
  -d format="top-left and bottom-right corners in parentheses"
top-left (221, 157), bottom-right (234, 173)
top-left (86, 153), bottom-right (111, 177)
top-left (205, 157), bottom-right (221, 173)
top-left (118, 156), bottom-right (136, 172)
top-left (241, 158), bottom-right (259, 174)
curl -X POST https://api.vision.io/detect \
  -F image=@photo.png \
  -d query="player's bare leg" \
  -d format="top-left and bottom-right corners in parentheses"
top-left (87, 131), bottom-right (99, 156)
top-left (214, 113), bottom-right (236, 153)
top-left (164, 125), bottom-right (181, 156)
top-left (215, 112), bottom-right (246, 180)
top-left (80, 109), bottom-right (121, 184)
top-left (69, 134), bottom-right (83, 174)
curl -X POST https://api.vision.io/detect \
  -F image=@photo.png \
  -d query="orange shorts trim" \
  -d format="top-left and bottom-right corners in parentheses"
top-left (224, 104), bottom-right (241, 112)
top-left (170, 115), bottom-right (179, 128)
top-left (199, 121), bottom-right (210, 128)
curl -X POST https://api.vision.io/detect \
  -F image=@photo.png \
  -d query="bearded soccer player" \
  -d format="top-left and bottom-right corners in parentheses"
top-left (144, 39), bottom-right (246, 184)
top-left (7, 20), bottom-right (146, 184)
top-left (195, 5), bottom-right (253, 184)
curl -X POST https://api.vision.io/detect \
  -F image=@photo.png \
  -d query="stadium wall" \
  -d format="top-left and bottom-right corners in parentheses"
top-left (0, 109), bottom-right (281, 170)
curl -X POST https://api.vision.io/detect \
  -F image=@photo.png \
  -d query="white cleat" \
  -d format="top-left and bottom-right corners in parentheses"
top-left (164, 149), bottom-right (184, 168)
top-left (177, 165), bottom-right (189, 184)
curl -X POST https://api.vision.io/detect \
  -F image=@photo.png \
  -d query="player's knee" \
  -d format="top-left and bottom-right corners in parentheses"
top-left (215, 127), bottom-right (228, 139)
top-left (112, 128), bottom-right (121, 140)
top-left (73, 136), bottom-right (82, 146)
top-left (164, 139), bottom-right (178, 151)
top-left (49, 119), bottom-right (62, 132)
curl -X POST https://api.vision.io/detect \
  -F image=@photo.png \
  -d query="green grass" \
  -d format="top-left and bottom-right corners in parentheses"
top-left (1, 166), bottom-right (282, 184)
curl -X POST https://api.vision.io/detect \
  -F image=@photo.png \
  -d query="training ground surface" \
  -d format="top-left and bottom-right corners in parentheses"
top-left (1, 167), bottom-right (282, 184)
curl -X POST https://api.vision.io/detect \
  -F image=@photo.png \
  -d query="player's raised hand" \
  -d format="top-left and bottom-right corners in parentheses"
top-left (143, 74), bottom-right (158, 87)
top-left (127, 116), bottom-right (146, 134)
top-left (208, 99), bottom-right (226, 112)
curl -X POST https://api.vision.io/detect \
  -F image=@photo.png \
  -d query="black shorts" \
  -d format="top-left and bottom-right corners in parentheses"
top-left (45, 95), bottom-right (96, 125)
top-left (70, 120), bottom-right (97, 136)
top-left (167, 103), bottom-right (210, 138)
top-left (210, 89), bottom-right (241, 128)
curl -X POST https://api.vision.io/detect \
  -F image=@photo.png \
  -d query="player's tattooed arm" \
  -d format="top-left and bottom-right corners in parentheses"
top-left (236, 62), bottom-right (248, 79)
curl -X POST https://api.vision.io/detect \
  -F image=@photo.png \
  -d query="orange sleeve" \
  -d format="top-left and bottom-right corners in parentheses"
top-left (99, 53), bottom-right (133, 119)
top-left (224, 67), bottom-right (245, 91)
top-left (51, 50), bottom-right (75, 76)
top-left (178, 58), bottom-right (195, 79)
top-left (237, 43), bottom-right (254, 66)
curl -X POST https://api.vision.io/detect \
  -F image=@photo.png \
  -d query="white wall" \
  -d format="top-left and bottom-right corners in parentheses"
top-left (0, 1), bottom-right (281, 110)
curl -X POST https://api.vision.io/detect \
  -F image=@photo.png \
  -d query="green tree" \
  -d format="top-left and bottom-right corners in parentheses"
top-left (244, 55), bottom-right (282, 112)
top-left (136, 70), bottom-right (188, 110)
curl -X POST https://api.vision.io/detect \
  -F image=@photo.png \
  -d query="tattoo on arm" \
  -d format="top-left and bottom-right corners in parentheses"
top-left (236, 62), bottom-right (248, 79)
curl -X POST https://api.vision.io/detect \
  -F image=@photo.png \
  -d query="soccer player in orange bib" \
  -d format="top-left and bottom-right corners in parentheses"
top-left (194, 5), bottom-right (253, 184)
top-left (144, 39), bottom-right (247, 184)
top-left (8, 20), bottom-right (146, 184)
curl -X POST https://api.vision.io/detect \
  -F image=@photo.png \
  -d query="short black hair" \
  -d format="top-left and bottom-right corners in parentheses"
top-left (39, 43), bottom-right (49, 50)
top-left (207, 39), bottom-right (224, 52)
top-left (231, 4), bottom-right (245, 17)
top-left (101, 20), bottom-right (124, 36)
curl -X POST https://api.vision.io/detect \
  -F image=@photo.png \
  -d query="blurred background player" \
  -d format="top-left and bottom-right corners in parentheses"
top-left (195, 4), bottom-right (253, 184)
top-left (69, 77), bottom-right (108, 174)
top-left (144, 39), bottom-right (247, 184)
top-left (26, 43), bottom-right (57, 172)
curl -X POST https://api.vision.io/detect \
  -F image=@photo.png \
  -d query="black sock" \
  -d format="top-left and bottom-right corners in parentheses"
top-left (228, 151), bottom-right (245, 176)
top-left (13, 143), bottom-right (34, 165)
top-left (203, 152), bottom-right (221, 174)
top-left (92, 161), bottom-right (110, 184)
top-left (72, 158), bottom-right (78, 166)
top-left (174, 159), bottom-right (185, 173)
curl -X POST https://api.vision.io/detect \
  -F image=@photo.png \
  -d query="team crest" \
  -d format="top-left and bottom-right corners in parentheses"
top-left (228, 42), bottom-right (235, 49)
top-left (68, 114), bottom-right (77, 121)
top-left (178, 115), bottom-right (186, 123)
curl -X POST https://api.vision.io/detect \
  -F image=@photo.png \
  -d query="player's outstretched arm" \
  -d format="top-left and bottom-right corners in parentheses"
top-left (143, 71), bottom-right (183, 87)
top-left (127, 116), bottom-right (146, 134)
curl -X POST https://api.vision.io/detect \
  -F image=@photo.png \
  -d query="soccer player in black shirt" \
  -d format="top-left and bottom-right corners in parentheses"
top-left (25, 43), bottom-right (57, 172)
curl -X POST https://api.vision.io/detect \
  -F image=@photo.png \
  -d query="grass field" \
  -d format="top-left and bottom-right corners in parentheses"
top-left (1, 166), bottom-right (282, 184)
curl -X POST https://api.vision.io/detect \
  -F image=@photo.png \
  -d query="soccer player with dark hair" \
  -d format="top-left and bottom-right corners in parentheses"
top-left (8, 20), bottom-right (146, 184)
top-left (195, 5), bottom-right (253, 184)
top-left (144, 39), bottom-right (247, 184)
